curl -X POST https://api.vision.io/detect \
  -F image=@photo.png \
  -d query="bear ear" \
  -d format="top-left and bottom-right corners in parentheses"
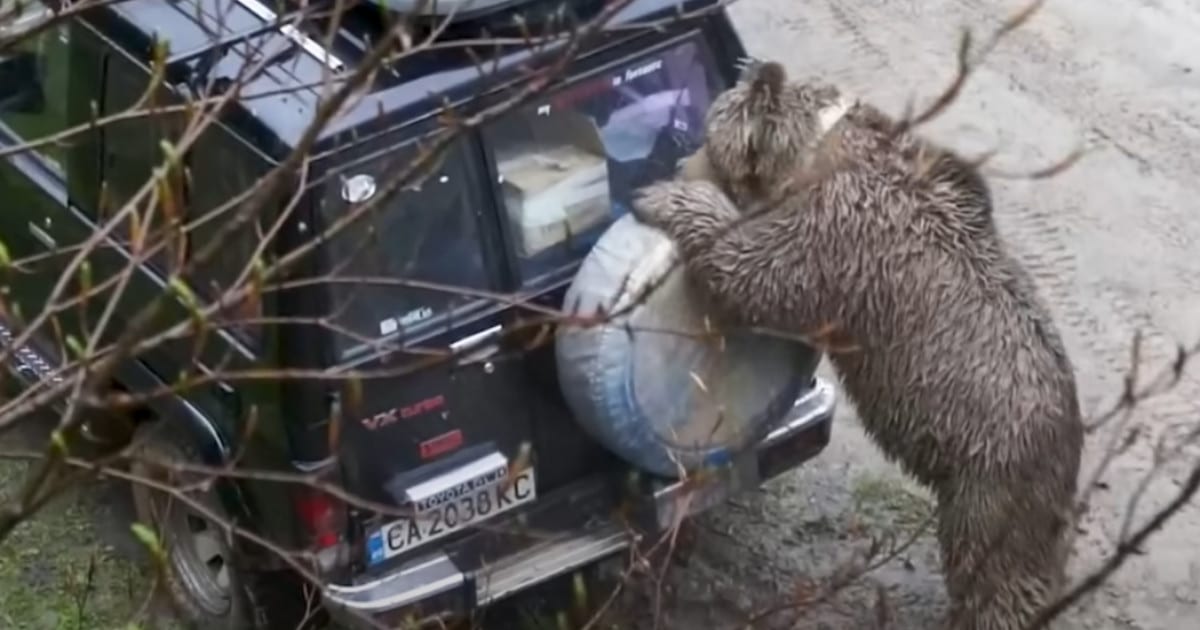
top-left (735, 56), bottom-right (786, 87)
top-left (748, 61), bottom-right (787, 100)
top-left (733, 55), bottom-right (764, 81)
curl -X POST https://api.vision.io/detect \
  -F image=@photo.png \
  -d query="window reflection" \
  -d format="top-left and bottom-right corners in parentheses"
top-left (325, 140), bottom-right (491, 355)
top-left (0, 12), bottom-right (70, 168)
top-left (484, 39), bottom-right (721, 284)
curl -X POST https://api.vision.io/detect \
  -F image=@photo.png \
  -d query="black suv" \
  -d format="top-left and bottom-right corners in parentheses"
top-left (0, 0), bottom-right (836, 628)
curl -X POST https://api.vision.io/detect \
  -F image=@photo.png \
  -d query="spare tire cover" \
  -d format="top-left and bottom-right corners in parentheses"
top-left (556, 213), bottom-right (810, 479)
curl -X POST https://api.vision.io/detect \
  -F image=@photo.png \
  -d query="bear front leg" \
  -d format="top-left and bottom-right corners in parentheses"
top-left (630, 179), bottom-right (760, 318)
top-left (631, 179), bottom-right (821, 331)
top-left (631, 179), bottom-right (742, 256)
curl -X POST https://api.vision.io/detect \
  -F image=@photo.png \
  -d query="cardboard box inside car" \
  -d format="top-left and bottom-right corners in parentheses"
top-left (497, 113), bottom-right (613, 258)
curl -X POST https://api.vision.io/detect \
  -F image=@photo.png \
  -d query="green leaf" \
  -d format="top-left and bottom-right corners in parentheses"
top-left (159, 139), bottom-right (181, 170)
top-left (169, 277), bottom-right (200, 314)
top-left (78, 260), bottom-right (92, 291)
top-left (572, 570), bottom-right (589, 609)
top-left (0, 239), bottom-right (10, 269)
top-left (65, 335), bottom-right (85, 359)
top-left (49, 430), bottom-right (68, 455)
top-left (150, 37), bottom-right (170, 67)
top-left (129, 523), bottom-right (165, 561)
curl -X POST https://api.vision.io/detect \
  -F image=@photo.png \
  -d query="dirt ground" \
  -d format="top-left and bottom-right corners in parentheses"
top-left (642, 0), bottom-right (1200, 629)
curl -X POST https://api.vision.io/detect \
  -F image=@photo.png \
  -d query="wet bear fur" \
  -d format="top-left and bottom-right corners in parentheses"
top-left (633, 60), bottom-right (1085, 630)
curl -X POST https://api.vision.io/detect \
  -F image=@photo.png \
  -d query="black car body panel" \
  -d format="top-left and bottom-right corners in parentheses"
top-left (0, 0), bottom-right (834, 622)
top-left (0, 132), bottom-right (254, 519)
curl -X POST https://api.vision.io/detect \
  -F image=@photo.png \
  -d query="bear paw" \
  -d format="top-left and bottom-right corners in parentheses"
top-left (632, 179), bottom-right (741, 233)
top-left (630, 180), bottom-right (685, 229)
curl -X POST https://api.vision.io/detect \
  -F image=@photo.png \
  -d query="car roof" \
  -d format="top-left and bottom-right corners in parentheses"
top-left (96, 0), bottom-right (721, 158)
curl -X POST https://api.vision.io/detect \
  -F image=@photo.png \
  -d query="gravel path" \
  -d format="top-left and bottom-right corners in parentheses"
top-left (645, 1), bottom-right (1200, 628)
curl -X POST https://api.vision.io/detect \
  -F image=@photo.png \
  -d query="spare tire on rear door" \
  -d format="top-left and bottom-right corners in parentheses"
top-left (555, 213), bottom-right (813, 479)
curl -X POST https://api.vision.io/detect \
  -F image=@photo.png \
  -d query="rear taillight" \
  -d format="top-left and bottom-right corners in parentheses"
top-left (294, 489), bottom-right (345, 550)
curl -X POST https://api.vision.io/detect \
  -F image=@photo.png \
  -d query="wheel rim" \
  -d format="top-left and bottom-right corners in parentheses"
top-left (131, 457), bottom-right (235, 618)
top-left (161, 496), bottom-right (234, 616)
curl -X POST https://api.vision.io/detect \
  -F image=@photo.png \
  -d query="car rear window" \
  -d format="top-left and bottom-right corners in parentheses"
top-left (480, 35), bottom-right (725, 286)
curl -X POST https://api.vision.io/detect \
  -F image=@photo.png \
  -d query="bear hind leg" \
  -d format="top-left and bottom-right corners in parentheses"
top-left (936, 478), bottom-right (1073, 630)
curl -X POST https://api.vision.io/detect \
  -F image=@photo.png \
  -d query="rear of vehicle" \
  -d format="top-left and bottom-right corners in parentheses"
top-left (0, 0), bottom-right (836, 627)
top-left (296, 3), bottom-right (835, 627)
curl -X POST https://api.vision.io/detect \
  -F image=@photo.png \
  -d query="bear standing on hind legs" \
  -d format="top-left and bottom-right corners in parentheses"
top-left (633, 59), bottom-right (1085, 630)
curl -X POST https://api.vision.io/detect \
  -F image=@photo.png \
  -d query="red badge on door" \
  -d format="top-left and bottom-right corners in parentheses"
top-left (420, 429), bottom-right (464, 460)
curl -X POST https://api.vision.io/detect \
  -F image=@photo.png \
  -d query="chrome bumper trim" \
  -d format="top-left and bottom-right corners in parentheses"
top-left (763, 377), bottom-right (837, 448)
top-left (323, 377), bottom-right (837, 622)
top-left (324, 552), bottom-right (463, 613)
top-left (475, 525), bottom-right (631, 606)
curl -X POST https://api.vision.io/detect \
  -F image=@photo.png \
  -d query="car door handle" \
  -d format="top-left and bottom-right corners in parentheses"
top-left (27, 222), bottom-right (56, 249)
top-left (450, 324), bottom-right (502, 363)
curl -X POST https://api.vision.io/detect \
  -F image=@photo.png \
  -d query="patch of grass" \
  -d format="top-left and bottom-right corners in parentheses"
top-left (0, 460), bottom-right (158, 630)
top-left (849, 472), bottom-right (934, 531)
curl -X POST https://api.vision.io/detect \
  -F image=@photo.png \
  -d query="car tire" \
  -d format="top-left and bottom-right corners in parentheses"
top-left (126, 422), bottom-right (318, 630)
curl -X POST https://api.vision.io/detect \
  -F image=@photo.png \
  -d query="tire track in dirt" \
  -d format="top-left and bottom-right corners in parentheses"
top-left (992, 197), bottom-right (1097, 369)
top-left (820, 1), bottom-right (1108, 372)
top-left (978, 10), bottom-right (1200, 420)
top-left (942, 6), bottom-right (1200, 627)
top-left (670, 2), bottom-right (1200, 628)
top-left (1091, 284), bottom-right (1200, 452)
top-left (824, 0), bottom-right (894, 72)
top-left (954, 0), bottom-right (1200, 188)
top-left (929, 0), bottom-right (1200, 410)
top-left (963, 0), bottom-right (1200, 579)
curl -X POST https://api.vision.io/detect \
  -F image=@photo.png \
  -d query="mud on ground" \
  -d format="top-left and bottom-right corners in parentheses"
top-left (640, 1), bottom-right (1200, 629)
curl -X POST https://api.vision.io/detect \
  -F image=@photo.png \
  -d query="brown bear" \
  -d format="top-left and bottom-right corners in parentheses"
top-left (632, 59), bottom-right (1084, 630)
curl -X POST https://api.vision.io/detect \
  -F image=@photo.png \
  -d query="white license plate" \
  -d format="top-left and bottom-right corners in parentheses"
top-left (366, 468), bottom-right (537, 565)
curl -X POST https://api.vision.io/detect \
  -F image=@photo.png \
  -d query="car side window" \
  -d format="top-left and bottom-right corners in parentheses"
top-left (98, 47), bottom-right (267, 344)
top-left (183, 124), bottom-right (276, 344)
top-left (100, 52), bottom-right (188, 232)
top-left (0, 158), bottom-right (61, 323)
top-left (1, 10), bottom-right (265, 349)
top-left (0, 8), bottom-right (71, 168)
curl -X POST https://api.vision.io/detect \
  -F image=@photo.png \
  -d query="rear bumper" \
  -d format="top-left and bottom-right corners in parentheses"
top-left (323, 377), bottom-right (836, 627)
